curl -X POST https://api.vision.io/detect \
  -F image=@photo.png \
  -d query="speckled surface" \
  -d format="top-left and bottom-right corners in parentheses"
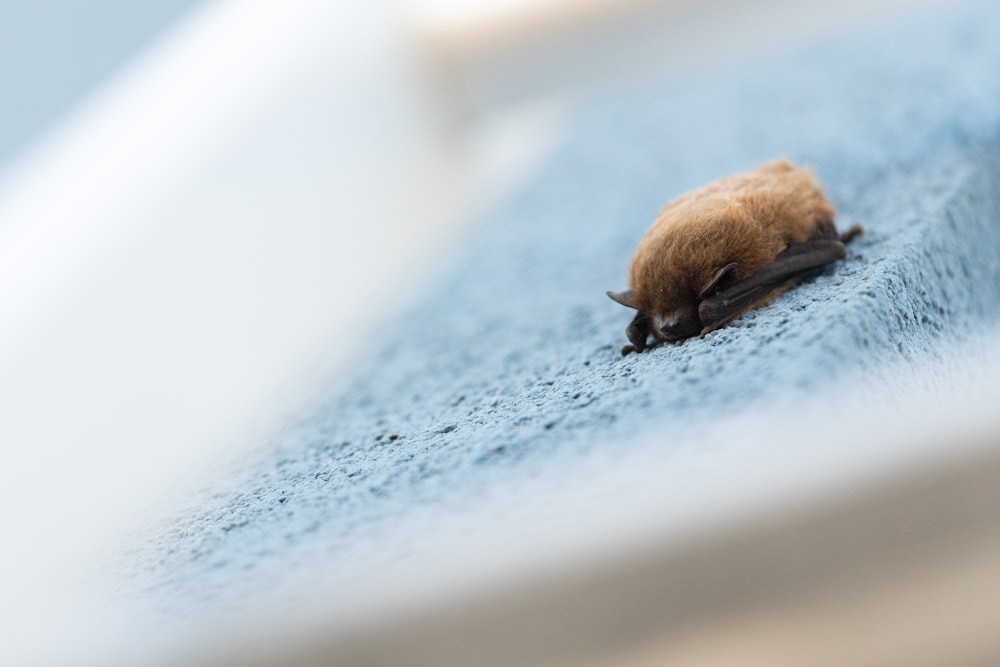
top-left (122, 1), bottom-right (1000, 617)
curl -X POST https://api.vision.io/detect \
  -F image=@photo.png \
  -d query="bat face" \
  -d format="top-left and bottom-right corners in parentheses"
top-left (608, 160), bottom-right (862, 356)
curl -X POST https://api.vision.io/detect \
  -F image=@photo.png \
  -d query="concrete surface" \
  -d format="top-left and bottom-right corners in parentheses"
top-left (121, 0), bottom-right (1000, 632)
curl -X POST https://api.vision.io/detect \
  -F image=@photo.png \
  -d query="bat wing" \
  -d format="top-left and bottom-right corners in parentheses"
top-left (697, 238), bottom-right (847, 335)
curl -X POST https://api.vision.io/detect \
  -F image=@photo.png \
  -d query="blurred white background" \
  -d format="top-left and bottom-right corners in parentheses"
top-left (0, 1), bottom-right (570, 660)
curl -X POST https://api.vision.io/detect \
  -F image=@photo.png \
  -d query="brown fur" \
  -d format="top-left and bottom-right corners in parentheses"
top-left (611, 160), bottom-right (840, 348)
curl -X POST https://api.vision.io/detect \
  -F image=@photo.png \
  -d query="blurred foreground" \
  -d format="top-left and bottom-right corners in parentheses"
top-left (251, 443), bottom-right (1000, 667)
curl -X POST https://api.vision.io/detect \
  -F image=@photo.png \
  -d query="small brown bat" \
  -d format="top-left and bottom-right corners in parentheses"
top-left (608, 160), bottom-right (862, 356)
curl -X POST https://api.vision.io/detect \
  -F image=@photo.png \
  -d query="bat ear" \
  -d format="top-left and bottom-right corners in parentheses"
top-left (699, 262), bottom-right (739, 298)
top-left (606, 289), bottom-right (637, 309)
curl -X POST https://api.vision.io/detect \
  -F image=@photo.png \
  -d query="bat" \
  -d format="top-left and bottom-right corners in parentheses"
top-left (607, 160), bottom-right (863, 356)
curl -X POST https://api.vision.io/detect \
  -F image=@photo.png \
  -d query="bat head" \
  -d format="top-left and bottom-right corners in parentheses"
top-left (607, 289), bottom-right (700, 353)
top-left (607, 262), bottom-right (738, 354)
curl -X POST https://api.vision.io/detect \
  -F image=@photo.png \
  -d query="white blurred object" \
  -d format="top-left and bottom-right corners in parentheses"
top-left (0, 0), bottom-right (562, 662)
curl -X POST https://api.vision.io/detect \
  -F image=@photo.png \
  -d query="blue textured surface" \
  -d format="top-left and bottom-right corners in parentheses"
top-left (126, 1), bottom-right (1000, 612)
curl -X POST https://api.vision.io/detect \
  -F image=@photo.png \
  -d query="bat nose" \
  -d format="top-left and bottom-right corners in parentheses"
top-left (658, 314), bottom-right (680, 333)
top-left (656, 310), bottom-right (700, 340)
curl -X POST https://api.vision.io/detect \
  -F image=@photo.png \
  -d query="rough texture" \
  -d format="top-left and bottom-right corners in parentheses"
top-left (123, 1), bottom-right (1000, 615)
